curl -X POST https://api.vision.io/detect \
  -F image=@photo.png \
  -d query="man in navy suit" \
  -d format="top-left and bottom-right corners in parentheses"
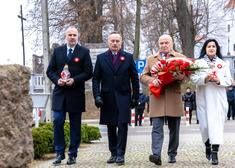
top-left (92, 31), bottom-right (139, 165)
top-left (46, 26), bottom-right (92, 165)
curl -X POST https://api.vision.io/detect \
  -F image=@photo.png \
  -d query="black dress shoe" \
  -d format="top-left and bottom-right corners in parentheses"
top-left (206, 147), bottom-right (212, 160)
top-left (168, 155), bottom-right (176, 163)
top-left (116, 156), bottom-right (125, 165)
top-left (107, 155), bottom-right (116, 163)
top-left (67, 156), bottom-right (76, 165)
top-left (52, 154), bottom-right (65, 164)
top-left (149, 154), bottom-right (162, 165)
top-left (212, 152), bottom-right (218, 165)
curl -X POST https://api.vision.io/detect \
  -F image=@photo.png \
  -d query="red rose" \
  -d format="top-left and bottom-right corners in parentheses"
top-left (168, 62), bottom-right (175, 67)
top-left (160, 60), bottom-right (166, 64)
top-left (184, 62), bottom-right (190, 67)
top-left (169, 66), bottom-right (176, 71)
top-left (163, 67), bottom-right (169, 72)
top-left (178, 59), bottom-right (184, 65)
top-left (180, 65), bottom-right (185, 71)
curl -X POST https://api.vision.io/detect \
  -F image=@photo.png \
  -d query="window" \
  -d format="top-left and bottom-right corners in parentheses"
top-left (234, 44), bottom-right (235, 51)
top-left (228, 24), bottom-right (230, 32)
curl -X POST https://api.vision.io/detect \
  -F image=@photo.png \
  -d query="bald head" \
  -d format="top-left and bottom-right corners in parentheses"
top-left (65, 26), bottom-right (79, 48)
top-left (158, 34), bottom-right (174, 54)
top-left (159, 34), bottom-right (173, 42)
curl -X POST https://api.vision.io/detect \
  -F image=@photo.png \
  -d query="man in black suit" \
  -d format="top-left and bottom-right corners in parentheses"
top-left (92, 31), bottom-right (139, 165)
top-left (46, 26), bottom-right (92, 165)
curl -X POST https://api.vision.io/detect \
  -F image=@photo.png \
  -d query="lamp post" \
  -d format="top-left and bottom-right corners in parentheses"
top-left (18, 5), bottom-right (26, 66)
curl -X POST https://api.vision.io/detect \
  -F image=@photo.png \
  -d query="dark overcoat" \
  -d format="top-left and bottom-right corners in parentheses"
top-left (46, 44), bottom-right (93, 113)
top-left (182, 92), bottom-right (194, 111)
top-left (92, 50), bottom-right (139, 125)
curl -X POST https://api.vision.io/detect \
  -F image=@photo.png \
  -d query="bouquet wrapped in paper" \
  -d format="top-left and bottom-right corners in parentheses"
top-left (149, 57), bottom-right (206, 99)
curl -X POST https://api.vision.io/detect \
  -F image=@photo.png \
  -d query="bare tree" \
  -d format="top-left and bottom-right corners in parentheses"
top-left (133, 0), bottom-right (141, 60)
top-left (175, 0), bottom-right (195, 58)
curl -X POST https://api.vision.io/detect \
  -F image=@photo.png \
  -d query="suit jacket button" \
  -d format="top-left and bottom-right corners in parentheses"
top-left (114, 76), bottom-right (117, 78)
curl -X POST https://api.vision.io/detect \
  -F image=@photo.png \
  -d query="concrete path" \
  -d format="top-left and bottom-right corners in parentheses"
top-left (31, 117), bottom-right (235, 167)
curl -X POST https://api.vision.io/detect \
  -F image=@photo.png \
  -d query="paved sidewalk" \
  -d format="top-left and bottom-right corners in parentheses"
top-left (31, 117), bottom-right (235, 167)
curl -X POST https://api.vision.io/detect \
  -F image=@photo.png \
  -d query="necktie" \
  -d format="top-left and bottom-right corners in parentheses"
top-left (68, 48), bottom-right (73, 61)
top-left (113, 53), bottom-right (117, 59)
top-left (163, 54), bottom-right (167, 60)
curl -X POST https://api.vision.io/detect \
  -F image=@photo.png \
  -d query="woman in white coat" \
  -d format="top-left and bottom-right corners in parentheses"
top-left (190, 39), bottom-right (233, 165)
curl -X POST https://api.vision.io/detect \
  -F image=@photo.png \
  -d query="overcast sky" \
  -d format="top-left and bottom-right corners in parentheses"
top-left (0, 0), bottom-right (33, 67)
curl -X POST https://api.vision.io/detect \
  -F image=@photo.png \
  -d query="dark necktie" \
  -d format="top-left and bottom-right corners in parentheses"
top-left (68, 48), bottom-right (73, 61)
top-left (163, 54), bottom-right (167, 60)
top-left (113, 53), bottom-right (117, 59)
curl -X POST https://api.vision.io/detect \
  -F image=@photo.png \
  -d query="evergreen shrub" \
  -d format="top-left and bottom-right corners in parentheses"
top-left (32, 122), bottom-right (101, 159)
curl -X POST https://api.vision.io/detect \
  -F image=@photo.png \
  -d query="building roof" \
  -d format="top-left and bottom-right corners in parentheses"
top-left (224, 0), bottom-right (235, 8)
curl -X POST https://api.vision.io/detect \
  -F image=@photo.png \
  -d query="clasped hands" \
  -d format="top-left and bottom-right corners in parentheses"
top-left (152, 72), bottom-right (185, 87)
top-left (204, 75), bottom-right (220, 84)
top-left (58, 78), bottom-right (74, 86)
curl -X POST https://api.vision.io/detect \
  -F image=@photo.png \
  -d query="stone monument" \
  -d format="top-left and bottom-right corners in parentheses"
top-left (0, 65), bottom-right (34, 167)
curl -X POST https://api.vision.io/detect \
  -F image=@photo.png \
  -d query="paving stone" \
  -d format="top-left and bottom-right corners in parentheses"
top-left (31, 118), bottom-right (235, 168)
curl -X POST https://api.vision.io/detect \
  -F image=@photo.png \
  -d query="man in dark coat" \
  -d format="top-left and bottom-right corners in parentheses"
top-left (182, 87), bottom-right (194, 124)
top-left (135, 88), bottom-right (147, 126)
top-left (227, 85), bottom-right (235, 120)
top-left (92, 31), bottom-right (139, 165)
top-left (46, 26), bottom-right (92, 165)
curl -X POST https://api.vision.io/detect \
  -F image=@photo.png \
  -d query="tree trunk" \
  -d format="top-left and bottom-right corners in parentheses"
top-left (175, 0), bottom-right (195, 59)
top-left (120, 0), bottom-right (125, 49)
top-left (112, 0), bottom-right (118, 30)
top-left (133, 0), bottom-right (141, 60)
top-left (96, 0), bottom-right (103, 43)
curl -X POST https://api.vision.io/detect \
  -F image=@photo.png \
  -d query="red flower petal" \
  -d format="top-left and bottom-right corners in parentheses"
top-left (160, 60), bottom-right (166, 64)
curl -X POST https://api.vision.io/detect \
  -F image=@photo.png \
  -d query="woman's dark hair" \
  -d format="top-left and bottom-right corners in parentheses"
top-left (199, 39), bottom-right (223, 59)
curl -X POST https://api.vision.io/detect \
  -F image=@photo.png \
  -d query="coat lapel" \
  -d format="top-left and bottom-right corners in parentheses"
top-left (68, 44), bottom-right (80, 64)
top-left (153, 52), bottom-right (161, 62)
top-left (115, 50), bottom-right (125, 73)
top-left (62, 45), bottom-right (68, 62)
top-left (104, 51), bottom-right (115, 72)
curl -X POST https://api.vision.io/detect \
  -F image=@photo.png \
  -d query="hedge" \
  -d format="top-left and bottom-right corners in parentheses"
top-left (32, 122), bottom-right (102, 159)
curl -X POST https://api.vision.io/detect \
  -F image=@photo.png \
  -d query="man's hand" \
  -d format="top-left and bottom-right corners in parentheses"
top-left (152, 79), bottom-right (162, 87)
top-left (58, 78), bottom-right (65, 86)
top-left (95, 96), bottom-right (103, 108)
top-left (131, 98), bottom-right (138, 109)
top-left (172, 72), bottom-right (185, 81)
top-left (66, 78), bottom-right (74, 86)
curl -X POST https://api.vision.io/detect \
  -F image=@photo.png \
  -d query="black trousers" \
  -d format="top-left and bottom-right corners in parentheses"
top-left (135, 108), bottom-right (144, 125)
top-left (107, 122), bottom-right (128, 157)
top-left (228, 102), bottom-right (235, 119)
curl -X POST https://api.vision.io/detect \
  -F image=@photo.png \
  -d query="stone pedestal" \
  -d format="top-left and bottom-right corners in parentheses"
top-left (0, 65), bottom-right (34, 168)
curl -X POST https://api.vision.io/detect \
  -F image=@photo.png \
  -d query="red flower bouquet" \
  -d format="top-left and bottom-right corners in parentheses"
top-left (149, 57), bottom-right (204, 99)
